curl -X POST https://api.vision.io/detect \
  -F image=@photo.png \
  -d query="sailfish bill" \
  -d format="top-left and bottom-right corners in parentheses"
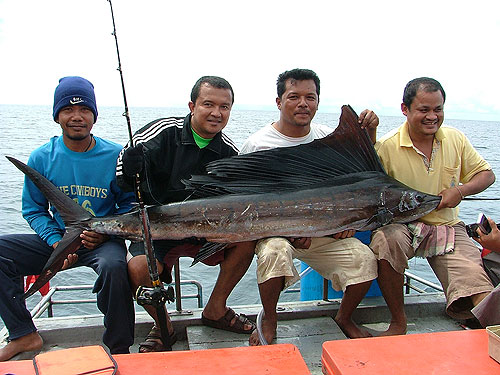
top-left (8, 105), bottom-right (440, 298)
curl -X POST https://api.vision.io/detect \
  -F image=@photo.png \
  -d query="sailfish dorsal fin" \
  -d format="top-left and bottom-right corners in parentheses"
top-left (184, 105), bottom-right (385, 196)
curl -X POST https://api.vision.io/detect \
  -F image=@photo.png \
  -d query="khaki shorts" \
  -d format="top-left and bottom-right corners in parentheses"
top-left (255, 236), bottom-right (377, 291)
top-left (370, 222), bottom-right (494, 319)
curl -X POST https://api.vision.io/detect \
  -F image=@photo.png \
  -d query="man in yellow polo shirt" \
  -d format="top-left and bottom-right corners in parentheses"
top-left (370, 77), bottom-right (495, 335)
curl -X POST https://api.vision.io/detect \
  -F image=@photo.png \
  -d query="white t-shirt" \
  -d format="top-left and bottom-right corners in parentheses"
top-left (240, 123), bottom-right (333, 154)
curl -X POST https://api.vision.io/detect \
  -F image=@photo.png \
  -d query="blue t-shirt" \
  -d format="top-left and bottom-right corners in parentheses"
top-left (22, 136), bottom-right (135, 246)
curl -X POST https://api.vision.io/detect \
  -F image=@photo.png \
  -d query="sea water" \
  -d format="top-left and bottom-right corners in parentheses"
top-left (0, 104), bottom-right (498, 321)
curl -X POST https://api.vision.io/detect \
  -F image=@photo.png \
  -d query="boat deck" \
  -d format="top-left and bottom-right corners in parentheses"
top-left (5, 292), bottom-right (467, 374)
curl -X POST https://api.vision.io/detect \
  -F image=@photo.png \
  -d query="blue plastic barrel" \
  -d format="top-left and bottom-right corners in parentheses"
top-left (299, 231), bottom-right (382, 300)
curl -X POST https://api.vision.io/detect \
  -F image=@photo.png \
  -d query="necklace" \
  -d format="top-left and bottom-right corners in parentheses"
top-left (84, 134), bottom-right (94, 152)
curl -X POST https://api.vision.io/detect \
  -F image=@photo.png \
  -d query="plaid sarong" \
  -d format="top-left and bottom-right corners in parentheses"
top-left (407, 221), bottom-right (455, 258)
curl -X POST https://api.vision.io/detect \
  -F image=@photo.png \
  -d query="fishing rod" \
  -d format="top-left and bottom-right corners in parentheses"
top-left (463, 197), bottom-right (500, 201)
top-left (106, 0), bottom-right (173, 350)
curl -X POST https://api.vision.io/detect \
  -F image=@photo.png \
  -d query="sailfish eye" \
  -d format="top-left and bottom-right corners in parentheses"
top-left (415, 194), bottom-right (424, 204)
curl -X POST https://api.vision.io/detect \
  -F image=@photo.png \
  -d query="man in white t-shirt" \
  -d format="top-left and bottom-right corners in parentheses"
top-left (242, 68), bottom-right (380, 345)
top-left (240, 118), bottom-right (332, 152)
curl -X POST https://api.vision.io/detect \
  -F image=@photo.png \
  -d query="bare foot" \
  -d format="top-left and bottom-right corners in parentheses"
top-left (0, 331), bottom-right (43, 361)
top-left (249, 314), bottom-right (276, 346)
top-left (379, 320), bottom-right (407, 336)
top-left (334, 315), bottom-right (372, 338)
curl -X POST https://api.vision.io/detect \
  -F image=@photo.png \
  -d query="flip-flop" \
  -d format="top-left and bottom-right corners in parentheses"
top-left (201, 308), bottom-right (256, 334)
top-left (138, 325), bottom-right (177, 353)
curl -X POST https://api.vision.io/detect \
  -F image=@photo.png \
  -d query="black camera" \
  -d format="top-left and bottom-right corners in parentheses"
top-left (466, 213), bottom-right (492, 238)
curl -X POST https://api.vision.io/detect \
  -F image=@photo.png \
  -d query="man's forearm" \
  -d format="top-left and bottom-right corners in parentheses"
top-left (460, 170), bottom-right (495, 196)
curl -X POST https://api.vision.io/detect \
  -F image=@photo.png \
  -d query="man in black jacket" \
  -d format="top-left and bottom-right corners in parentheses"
top-left (117, 76), bottom-right (255, 352)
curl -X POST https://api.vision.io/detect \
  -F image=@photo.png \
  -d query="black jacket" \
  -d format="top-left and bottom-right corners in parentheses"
top-left (116, 114), bottom-right (238, 205)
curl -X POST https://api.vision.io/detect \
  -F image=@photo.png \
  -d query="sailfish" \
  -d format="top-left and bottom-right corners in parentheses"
top-left (8, 105), bottom-right (441, 298)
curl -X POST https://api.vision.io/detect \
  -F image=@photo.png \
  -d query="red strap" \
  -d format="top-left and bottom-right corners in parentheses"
top-left (481, 248), bottom-right (492, 257)
top-left (25, 275), bottom-right (50, 296)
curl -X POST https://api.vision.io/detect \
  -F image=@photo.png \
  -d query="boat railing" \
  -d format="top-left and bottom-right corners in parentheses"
top-left (404, 271), bottom-right (444, 293)
top-left (0, 276), bottom-right (203, 344)
top-left (27, 269), bottom-right (441, 320)
top-left (38, 279), bottom-right (204, 318)
top-left (285, 266), bottom-right (444, 300)
top-left (1, 267), bottom-right (443, 343)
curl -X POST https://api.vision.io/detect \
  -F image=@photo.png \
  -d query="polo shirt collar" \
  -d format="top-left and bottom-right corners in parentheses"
top-left (399, 120), bottom-right (446, 147)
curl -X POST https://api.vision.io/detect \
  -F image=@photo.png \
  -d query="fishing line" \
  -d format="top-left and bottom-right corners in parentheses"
top-left (106, 0), bottom-right (173, 351)
top-left (463, 197), bottom-right (500, 201)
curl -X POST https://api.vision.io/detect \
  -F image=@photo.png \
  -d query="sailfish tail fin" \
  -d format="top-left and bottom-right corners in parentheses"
top-left (6, 156), bottom-right (92, 225)
top-left (6, 156), bottom-right (92, 298)
top-left (23, 228), bottom-right (84, 298)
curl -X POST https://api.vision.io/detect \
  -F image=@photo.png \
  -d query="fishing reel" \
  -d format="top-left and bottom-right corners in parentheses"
top-left (136, 284), bottom-right (175, 308)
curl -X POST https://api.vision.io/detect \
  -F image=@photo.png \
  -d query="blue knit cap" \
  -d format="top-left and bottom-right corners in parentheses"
top-left (53, 76), bottom-right (98, 123)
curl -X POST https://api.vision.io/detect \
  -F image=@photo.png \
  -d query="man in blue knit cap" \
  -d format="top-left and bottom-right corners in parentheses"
top-left (0, 76), bottom-right (136, 360)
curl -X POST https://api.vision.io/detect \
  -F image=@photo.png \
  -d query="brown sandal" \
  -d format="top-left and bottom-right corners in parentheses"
top-left (201, 308), bottom-right (256, 334)
top-left (138, 325), bottom-right (177, 353)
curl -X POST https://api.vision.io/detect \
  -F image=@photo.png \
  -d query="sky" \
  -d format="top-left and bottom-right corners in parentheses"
top-left (0, 0), bottom-right (499, 121)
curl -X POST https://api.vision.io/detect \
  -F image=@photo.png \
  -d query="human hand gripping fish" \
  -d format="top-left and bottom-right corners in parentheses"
top-left (58, 231), bottom-right (108, 270)
top-left (358, 109), bottom-right (379, 144)
top-left (331, 229), bottom-right (356, 240)
top-left (60, 252), bottom-right (78, 270)
top-left (290, 237), bottom-right (312, 249)
top-left (289, 230), bottom-right (355, 248)
top-left (80, 230), bottom-right (109, 250)
top-left (437, 169), bottom-right (496, 210)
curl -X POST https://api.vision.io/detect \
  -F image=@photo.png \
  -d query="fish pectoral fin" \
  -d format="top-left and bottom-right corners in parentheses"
top-left (366, 208), bottom-right (394, 227)
top-left (191, 242), bottom-right (228, 266)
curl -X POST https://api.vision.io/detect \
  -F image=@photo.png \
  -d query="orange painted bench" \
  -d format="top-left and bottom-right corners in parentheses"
top-left (0, 343), bottom-right (310, 374)
top-left (322, 329), bottom-right (499, 375)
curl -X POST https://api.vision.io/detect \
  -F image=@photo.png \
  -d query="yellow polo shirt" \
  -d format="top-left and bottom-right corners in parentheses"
top-left (375, 121), bottom-right (491, 225)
